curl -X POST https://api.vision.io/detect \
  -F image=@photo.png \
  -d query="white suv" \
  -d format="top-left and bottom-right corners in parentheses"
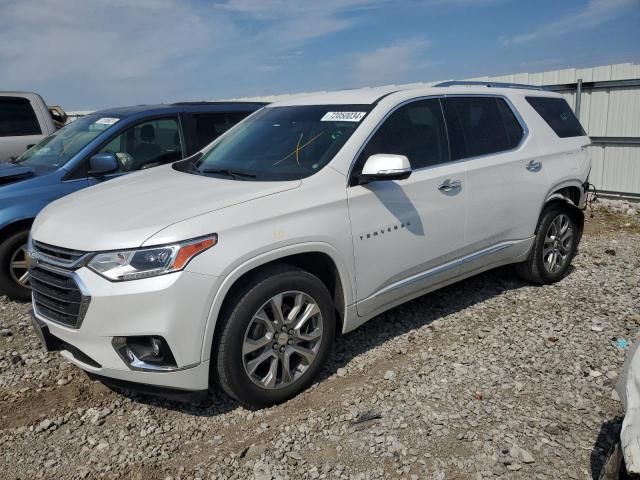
top-left (28, 82), bottom-right (591, 407)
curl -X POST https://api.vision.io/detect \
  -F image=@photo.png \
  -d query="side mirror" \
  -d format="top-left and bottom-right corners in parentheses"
top-left (357, 154), bottom-right (412, 183)
top-left (88, 152), bottom-right (119, 176)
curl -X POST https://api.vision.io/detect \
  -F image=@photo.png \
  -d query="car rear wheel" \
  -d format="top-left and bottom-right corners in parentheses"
top-left (0, 230), bottom-right (31, 301)
top-left (516, 204), bottom-right (580, 284)
top-left (213, 265), bottom-right (335, 408)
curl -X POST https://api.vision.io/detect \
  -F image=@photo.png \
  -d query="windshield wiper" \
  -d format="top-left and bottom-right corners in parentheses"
top-left (200, 168), bottom-right (257, 180)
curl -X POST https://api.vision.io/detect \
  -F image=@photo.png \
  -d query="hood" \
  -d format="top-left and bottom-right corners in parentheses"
top-left (32, 165), bottom-right (301, 251)
top-left (0, 162), bottom-right (34, 185)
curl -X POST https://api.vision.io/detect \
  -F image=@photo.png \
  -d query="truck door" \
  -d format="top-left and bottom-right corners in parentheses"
top-left (0, 96), bottom-right (47, 161)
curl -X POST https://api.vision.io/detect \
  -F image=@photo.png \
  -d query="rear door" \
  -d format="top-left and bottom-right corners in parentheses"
top-left (524, 96), bottom-right (586, 189)
top-left (348, 98), bottom-right (467, 318)
top-left (0, 96), bottom-right (45, 161)
top-left (441, 95), bottom-right (546, 252)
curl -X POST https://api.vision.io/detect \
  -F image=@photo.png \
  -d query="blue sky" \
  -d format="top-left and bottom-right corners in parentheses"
top-left (1, 0), bottom-right (639, 110)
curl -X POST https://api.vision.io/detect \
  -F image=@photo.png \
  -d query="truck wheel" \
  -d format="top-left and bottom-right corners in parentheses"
top-left (213, 265), bottom-right (335, 408)
top-left (0, 230), bottom-right (31, 302)
top-left (516, 204), bottom-right (579, 285)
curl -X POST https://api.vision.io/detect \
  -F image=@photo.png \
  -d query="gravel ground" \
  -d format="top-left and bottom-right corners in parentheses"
top-left (0, 204), bottom-right (639, 480)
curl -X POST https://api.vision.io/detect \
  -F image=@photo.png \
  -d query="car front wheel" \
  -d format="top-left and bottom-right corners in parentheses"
top-left (213, 265), bottom-right (335, 408)
top-left (0, 230), bottom-right (31, 301)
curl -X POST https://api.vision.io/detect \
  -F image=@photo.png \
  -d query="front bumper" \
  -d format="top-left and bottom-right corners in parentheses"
top-left (31, 267), bottom-right (219, 391)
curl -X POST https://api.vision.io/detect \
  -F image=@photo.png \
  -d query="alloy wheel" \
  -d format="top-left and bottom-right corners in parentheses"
top-left (9, 243), bottom-right (30, 287)
top-left (543, 213), bottom-right (573, 274)
top-left (242, 291), bottom-right (323, 389)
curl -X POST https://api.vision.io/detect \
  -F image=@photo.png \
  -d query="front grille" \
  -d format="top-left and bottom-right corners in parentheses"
top-left (30, 243), bottom-right (91, 329)
top-left (33, 241), bottom-right (87, 268)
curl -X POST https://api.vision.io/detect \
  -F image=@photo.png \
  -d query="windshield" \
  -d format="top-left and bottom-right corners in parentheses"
top-left (12, 114), bottom-right (123, 169)
top-left (183, 105), bottom-right (371, 181)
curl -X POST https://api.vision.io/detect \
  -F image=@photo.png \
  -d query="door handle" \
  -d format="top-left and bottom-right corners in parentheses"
top-left (438, 179), bottom-right (462, 192)
top-left (526, 160), bottom-right (542, 172)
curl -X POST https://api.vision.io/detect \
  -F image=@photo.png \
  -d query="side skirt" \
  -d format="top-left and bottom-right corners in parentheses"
top-left (343, 237), bottom-right (534, 333)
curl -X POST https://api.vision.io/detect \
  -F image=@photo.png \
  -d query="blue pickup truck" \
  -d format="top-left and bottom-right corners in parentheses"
top-left (0, 101), bottom-right (265, 300)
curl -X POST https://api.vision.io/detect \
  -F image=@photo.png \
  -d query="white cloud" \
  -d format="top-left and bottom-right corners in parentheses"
top-left (350, 39), bottom-right (432, 85)
top-left (502, 0), bottom-right (639, 46)
top-left (0, 0), bottom-right (234, 107)
top-left (217, 0), bottom-right (382, 43)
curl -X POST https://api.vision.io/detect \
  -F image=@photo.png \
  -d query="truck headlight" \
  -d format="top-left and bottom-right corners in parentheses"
top-left (87, 235), bottom-right (217, 281)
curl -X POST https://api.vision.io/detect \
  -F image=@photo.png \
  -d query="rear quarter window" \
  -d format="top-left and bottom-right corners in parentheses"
top-left (525, 96), bottom-right (586, 138)
top-left (0, 97), bottom-right (42, 137)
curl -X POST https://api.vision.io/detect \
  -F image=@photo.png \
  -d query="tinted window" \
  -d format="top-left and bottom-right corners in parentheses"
top-left (526, 96), bottom-right (585, 138)
top-left (357, 99), bottom-right (448, 171)
top-left (191, 112), bottom-right (251, 152)
top-left (0, 97), bottom-right (42, 137)
top-left (442, 97), bottom-right (524, 160)
top-left (99, 117), bottom-right (183, 172)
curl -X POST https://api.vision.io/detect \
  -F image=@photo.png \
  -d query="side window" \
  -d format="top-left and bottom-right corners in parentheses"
top-left (525, 96), bottom-right (585, 138)
top-left (441, 97), bottom-right (524, 161)
top-left (190, 112), bottom-right (251, 152)
top-left (98, 117), bottom-right (183, 172)
top-left (0, 97), bottom-right (42, 137)
top-left (356, 99), bottom-right (449, 171)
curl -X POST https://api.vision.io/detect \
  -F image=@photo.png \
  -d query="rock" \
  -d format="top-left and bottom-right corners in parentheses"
top-left (591, 326), bottom-right (603, 332)
top-left (605, 248), bottom-right (616, 256)
top-left (520, 449), bottom-right (535, 464)
top-left (244, 443), bottom-right (267, 460)
top-left (384, 370), bottom-right (396, 381)
top-left (10, 354), bottom-right (23, 365)
top-left (336, 368), bottom-right (347, 377)
top-left (36, 419), bottom-right (52, 432)
top-left (0, 328), bottom-right (12, 337)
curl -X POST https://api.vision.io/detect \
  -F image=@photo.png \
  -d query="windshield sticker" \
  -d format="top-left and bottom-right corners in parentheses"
top-left (321, 111), bottom-right (366, 122)
top-left (94, 117), bottom-right (120, 126)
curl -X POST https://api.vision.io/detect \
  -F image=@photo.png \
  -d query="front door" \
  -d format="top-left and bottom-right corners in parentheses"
top-left (347, 98), bottom-right (467, 318)
top-left (87, 116), bottom-right (184, 185)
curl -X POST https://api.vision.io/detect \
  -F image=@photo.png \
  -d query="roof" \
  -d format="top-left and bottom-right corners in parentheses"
top-left (268, 83), bottom-right (560, 107)
top-left (89, 101), bottom-right (267, 119)
top-left (266, 86), bottom-right (402, 106)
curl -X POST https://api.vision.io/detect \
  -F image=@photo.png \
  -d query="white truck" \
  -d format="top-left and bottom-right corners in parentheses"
top-left (0, 92), bottom-right (63, 161)
top-left (28, 82), bottom-right (591, 408)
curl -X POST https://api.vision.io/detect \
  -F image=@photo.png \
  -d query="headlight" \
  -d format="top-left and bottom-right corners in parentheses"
top-left (87, 235), bottom-right (217, 281)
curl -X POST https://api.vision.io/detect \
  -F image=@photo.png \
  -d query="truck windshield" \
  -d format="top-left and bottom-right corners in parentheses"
top-left (183, 105), bottom-right (371, 181)
top-left (12, 114), bottom-right (122, 170)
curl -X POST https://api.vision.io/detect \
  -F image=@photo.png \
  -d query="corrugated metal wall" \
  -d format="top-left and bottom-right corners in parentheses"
top-left (474, 63), bottom-right (640, 197)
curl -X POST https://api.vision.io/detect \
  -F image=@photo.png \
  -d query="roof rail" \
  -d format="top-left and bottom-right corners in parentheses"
top-left (434, 80), bottom-right (547, 91)
top-left (172, 101), bottom-right (268, 106)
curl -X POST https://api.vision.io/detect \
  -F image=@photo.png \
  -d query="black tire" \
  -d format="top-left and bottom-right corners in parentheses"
top-left (213, 264), bottom-right (335, 408)
top-left (516, 203), bottom-right (580, 285)
top-left (0, 229), bottom-right (31, 302)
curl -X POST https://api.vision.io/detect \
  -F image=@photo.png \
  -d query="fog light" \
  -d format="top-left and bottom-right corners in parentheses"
top-left (151, 337), bottom-right (162, 357)
top-left (112, 336), bottom-right (178, 371)
top-left (126, 348), bottom-right (136, 363)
